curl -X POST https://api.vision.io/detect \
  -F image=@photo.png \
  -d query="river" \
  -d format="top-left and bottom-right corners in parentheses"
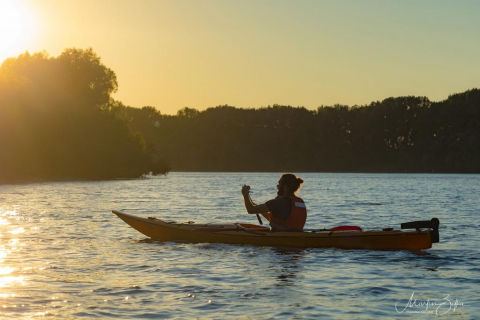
top-left (0, 172), bottom-right (478, 319)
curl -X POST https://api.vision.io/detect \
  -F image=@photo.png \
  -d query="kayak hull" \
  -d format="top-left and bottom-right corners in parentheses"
top-left (112, 211), bottom-right (436, 251)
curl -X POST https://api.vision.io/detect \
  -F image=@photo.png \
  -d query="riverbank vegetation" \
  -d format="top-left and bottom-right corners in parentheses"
top-left (1, 48), bottom-right (479, 184)
top-left (116, 90), bottom-right (480, 173)
top-left (0, 49), bottom-right (169, 184)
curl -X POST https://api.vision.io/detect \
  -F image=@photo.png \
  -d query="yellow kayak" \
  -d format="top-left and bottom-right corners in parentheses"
top-left (112, 210), bottom-right (439, 251)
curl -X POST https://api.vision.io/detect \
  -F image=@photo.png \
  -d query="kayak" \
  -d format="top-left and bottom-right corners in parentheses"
top-left (112, 210), bottom-right (440, 251)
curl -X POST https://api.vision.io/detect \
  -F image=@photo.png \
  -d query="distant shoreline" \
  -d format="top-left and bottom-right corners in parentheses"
top-left (2, 170), bottom-right (479, 186)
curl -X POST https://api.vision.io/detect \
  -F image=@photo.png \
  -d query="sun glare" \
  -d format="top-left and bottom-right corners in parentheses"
top-left (0, 0), bottom-right (37, 62)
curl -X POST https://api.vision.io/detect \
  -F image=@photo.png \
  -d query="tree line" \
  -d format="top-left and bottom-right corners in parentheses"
top-left (1, 48), bottom-right (478, 184)
top-left (115, 89), bottom-right (479, 173)
top-left (0, 48), bottom-right (168, 184)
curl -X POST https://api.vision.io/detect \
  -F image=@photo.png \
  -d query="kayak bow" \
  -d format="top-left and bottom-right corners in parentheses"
top-left (112, 210), bottom-right (439, 251)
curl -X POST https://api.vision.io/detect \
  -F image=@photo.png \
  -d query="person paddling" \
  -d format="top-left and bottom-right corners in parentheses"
top-left (241, 173), bottom-right (307, 231)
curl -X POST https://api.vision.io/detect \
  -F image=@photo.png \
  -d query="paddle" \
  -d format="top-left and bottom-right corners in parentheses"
top-left (256, 213), bottom-right (263, 225)
top-left (243, 184), bottom-right (263, 225)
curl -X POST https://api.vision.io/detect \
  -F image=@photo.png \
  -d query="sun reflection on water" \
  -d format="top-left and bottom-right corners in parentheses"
top-left (0, 209), bottom-right (18, 217)
top-left (0, 275), bottom-right (25, 288)
top-left (0, 267), bottom-right (16, 275)
top-left (0, 207), bottom-right (26, 303)
top-left (8, 227), bottom-right (25, 235)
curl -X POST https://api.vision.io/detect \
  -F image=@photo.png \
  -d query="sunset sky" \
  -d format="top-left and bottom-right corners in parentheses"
top-left (1, 0), bottom-right (479, 114)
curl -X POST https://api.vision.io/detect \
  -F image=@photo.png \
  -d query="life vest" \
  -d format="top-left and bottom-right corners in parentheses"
top-left (271, 196), bottom-right (307, 231)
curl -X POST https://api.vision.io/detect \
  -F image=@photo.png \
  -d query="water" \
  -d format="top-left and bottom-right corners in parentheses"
top-left (0, 172), bottom-right (478, 319)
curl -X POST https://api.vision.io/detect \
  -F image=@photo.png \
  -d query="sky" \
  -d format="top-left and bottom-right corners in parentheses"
top-left (1, 0), bottom-right (479, 114)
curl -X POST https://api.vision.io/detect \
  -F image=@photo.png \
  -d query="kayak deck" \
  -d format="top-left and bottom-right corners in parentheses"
top-left (112, 210), bottom-right (439, 251)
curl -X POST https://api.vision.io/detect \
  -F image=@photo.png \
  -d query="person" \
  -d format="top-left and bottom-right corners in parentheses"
top-left (241, 173), bottom-right (307, 231)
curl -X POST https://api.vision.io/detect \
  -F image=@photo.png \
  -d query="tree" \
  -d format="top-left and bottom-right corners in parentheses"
top-left (0, 48), bottom-right (168, 184)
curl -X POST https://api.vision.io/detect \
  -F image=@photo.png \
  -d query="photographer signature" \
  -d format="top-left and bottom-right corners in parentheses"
top-left (395, 291), bottom-right (464, 315)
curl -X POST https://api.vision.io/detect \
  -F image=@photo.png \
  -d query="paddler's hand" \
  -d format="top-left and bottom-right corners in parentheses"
top-left (241, 185), bottom-right (251, 197)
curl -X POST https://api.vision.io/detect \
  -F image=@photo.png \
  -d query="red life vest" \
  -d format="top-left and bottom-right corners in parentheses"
top-left (271, 196), bottom-right (307, 231)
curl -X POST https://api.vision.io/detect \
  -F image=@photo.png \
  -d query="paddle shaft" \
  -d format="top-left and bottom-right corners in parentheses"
top-left (243, 185), bottom-right (262, 225)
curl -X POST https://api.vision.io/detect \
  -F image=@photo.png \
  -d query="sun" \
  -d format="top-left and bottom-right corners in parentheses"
top-left (0, 0), bottom-right (37, 62)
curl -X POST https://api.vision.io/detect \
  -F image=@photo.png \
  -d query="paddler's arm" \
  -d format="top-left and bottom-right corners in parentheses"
top-left (241, 185), bottom-right (269, 214)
